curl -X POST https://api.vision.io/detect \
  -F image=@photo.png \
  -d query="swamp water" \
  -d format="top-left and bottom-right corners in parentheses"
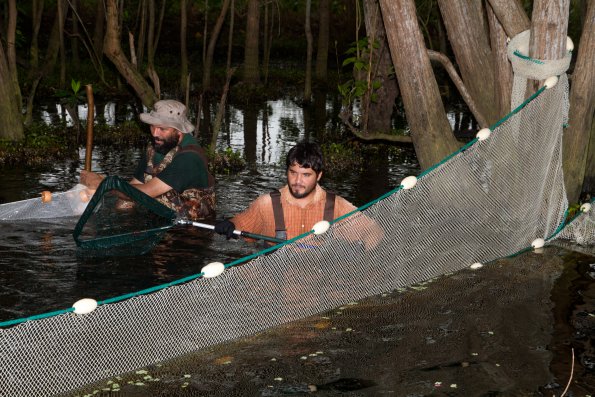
top-left (0, 98), bottom-right (593, 396)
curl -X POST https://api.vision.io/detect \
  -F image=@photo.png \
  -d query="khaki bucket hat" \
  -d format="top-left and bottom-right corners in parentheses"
top-left (140, 100), bottom-right (195, 134)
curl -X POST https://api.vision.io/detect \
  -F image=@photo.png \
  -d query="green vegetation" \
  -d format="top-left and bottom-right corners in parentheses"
top-left (0, 124), bottom-right (75, 167)
top-left (208, 146), bottom-right (246, 175)
top-left (338, 37), bottom-right (383, 106)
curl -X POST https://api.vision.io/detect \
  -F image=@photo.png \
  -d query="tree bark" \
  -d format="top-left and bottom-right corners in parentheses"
top-left (70, 0), bottom-right (80, 66)
top-left (361, 0), bottom-right (399, 135)
top-left (226, 0), bottom-right (235, 72)
top-left (203, 0), bottom-right (232, 91)
top-left (92, 0), bottom-right (105, 60)
top-left (564, 1), bottom-right (595, 202)
top-left (137, 0), bottom-right (148, 68)
top-left (243, 0), bottom-right (260, 86)
top-left (304, 0), bottom-right (313, 102)
top-left (485, 0), bottom-right (530, 38)
top-left (0, 40), bottom-right (24, 140)
top-left (6, 0), bottom-right (21, 109)
top-left (263, 1), bottom-right (270, 84)
top-left (30, 0), bottom-right (45, 71)
top-left (437, 0), bottom-right (498, 125)
top-left (104, 0), bottom-right (158, 108)
top-left (24, 0), bottom-right (69, 125)
top-left (379, 0), bottom-right (459, 169)
top-left (58, 0), bottom-right (67, 87)
top-left (315, 0), bottom-right (330, 83)
top-left (526, 0), bottom-right (569, 96)
top-left (584, 118), bottom-right (595, 196)
top-left (180, 0), bottom-right (188, 91)
top-left (487, 1), bottom-right (513, 119)
top-left (529, 0), bottom-right (570, 61)
top-left (147, 0), bottom-right (156, 69)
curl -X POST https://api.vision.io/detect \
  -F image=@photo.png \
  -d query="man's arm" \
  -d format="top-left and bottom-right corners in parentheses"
top-left (81, 170), bottom-right (173, 199)
top-left (129, 177), bottom-right (173, 198)
top-left (334, 196), bottom-right (384, 250)
top-left (80, 170), bottom-right (104, 189)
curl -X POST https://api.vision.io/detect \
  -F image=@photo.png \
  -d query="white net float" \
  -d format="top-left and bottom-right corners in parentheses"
top-left (202, 262), bottom-right (225, 278)
top-left (312, 220), bottom-right (330, 235)
top-left (72, 298), bottom-right (98, 315)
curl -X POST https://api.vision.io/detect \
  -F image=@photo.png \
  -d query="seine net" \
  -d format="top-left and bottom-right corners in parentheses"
top-left (0, 33), bottom-right (589, 396)
top-left (72, 175), bottom-right (178, 256)
top-left (0, 184), bottom-right (93, 221)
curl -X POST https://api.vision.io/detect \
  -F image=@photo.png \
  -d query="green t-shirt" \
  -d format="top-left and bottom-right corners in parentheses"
top-left (134, 134), bottom-right (209, 192)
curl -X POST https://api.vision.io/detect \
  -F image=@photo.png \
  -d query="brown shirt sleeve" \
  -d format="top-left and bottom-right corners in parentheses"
top-left (333, 195), bottom-right (358, 219)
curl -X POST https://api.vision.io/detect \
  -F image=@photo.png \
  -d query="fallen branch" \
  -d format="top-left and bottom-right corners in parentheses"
top-left (339, 108), bottom-right (412, 144)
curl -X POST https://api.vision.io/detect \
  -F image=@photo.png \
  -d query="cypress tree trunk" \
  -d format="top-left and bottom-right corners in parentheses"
top-left (564, 0), bottom-right (595, 202)
top-left (243, 0), bottom-right (260, 86)
top-left (379, 0), bottom-right (459, 169)
top-left (485, 0), bottom-right (530, 37)
top-left (92, 0), bottom-right (105, 59)
top-left (486, 1), bottom-right (513, 119)
top-left (315, 0), bottom-right (330, 83)
top-left (437, 0), bottom-right (498, 125)
top-left (180, 0), bottom-right (188, 91)
top-left (304, 0), bottom-right (313, 102)
top-left (203, 0), bottom-right (232, 91)
top-left (0, 40), bottom-right (24, 140)
top-left (70, 0), bottom-right (80, 66)
top-left (58, 0), bottom-right (66, 87)
top-left (6, 0), bottom-right (21, 109)
top-left (362, 0), bottom-right (399, 135)
top-left (30, 0), bottom-right (45, 72)
top-left (527, 0), bottom-right (570, 94)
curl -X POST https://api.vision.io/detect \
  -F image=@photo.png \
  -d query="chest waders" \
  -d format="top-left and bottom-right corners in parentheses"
top-left (145, 144), bottom-right (216, 220)
top-left (269, 190), bottom-right (336, 241)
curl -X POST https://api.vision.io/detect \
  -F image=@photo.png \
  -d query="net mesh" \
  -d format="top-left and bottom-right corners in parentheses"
top-left (72, 175), bottom-right (178, 256)
top-left (0, 184), bottom-right (92, 221)
top-left (553, 202), bottom-right (595, 254)
top-left (0, 73), bottom-right (584, 396)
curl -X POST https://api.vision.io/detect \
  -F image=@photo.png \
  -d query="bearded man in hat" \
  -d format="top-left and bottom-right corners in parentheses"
top-left (80, 99), bottom-right (215, 220)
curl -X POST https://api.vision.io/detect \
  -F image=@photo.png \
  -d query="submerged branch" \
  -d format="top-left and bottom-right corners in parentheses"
top-left (339, 108), bottom-right (412, 144)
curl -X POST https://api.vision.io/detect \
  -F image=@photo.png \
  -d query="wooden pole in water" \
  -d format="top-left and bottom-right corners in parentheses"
top-left (85, 84), bottom-right (94, 171)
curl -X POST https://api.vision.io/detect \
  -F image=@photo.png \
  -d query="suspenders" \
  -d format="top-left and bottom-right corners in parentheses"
top-left (270, 189), bottom-right (336, 240)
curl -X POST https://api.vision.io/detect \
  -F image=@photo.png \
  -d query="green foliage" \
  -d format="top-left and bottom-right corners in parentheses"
top-left (338, 37), bottom-right (383, 106)
top-left (54, 79), bottom-right (86, 108)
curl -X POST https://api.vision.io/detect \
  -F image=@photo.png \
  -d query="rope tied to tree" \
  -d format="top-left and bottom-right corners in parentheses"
top-left (507, 29), bottom-right (573, 111)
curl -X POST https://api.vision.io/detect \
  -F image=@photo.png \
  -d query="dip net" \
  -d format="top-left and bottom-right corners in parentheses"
top-left (0, 34), bottom-right (592, 396)
top-left (72, 175), bottom-right (178, 257)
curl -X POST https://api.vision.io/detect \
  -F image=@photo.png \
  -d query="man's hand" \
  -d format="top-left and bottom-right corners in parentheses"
top-left (214, 219), bottom-right (237, 239)
top-left (80, 170), bottom-right (105, 189)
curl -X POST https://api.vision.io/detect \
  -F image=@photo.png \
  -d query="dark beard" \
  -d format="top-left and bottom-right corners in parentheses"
top-left (288, 183), bottom-right (316, 199)
top-left (153, 135), bottom-right (179, 155)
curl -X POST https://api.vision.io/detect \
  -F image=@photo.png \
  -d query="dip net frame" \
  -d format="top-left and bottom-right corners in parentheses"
top-left (72, 175), bottom-right (178, 257)
top-left (1, 36), bottom-right (593, 396)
